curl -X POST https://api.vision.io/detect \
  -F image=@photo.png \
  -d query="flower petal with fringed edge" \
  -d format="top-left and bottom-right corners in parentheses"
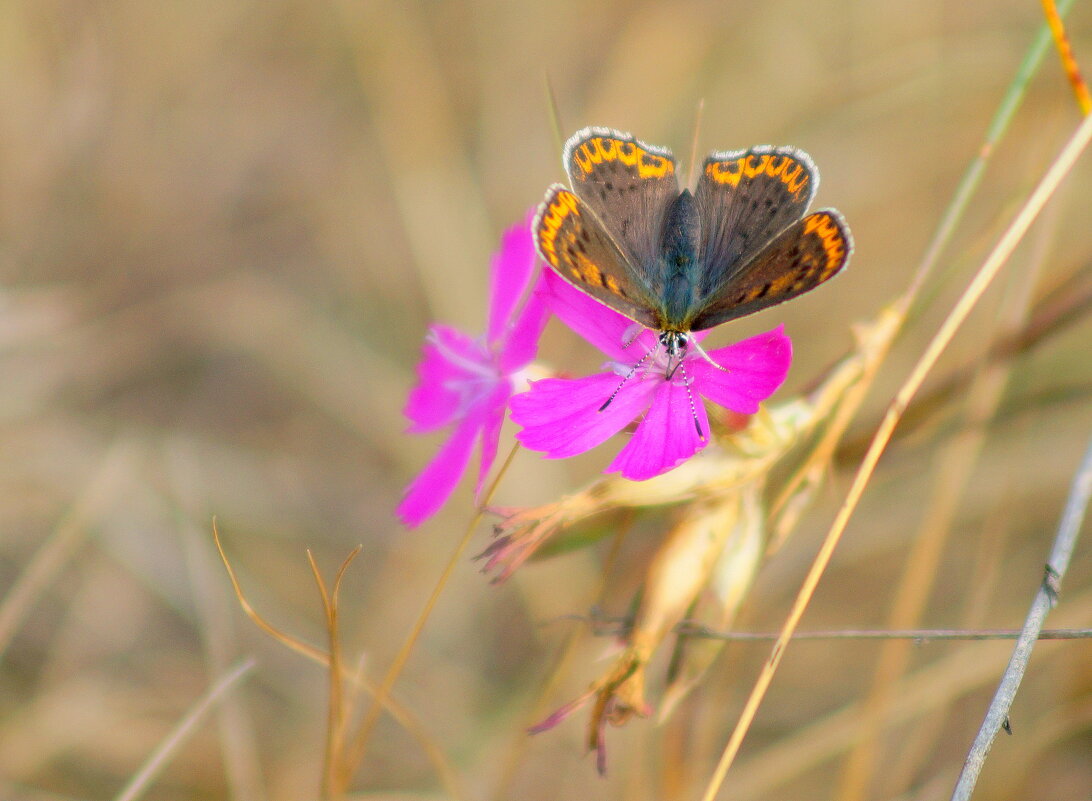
top-left (397, 215), bottom-right (548, 527)
top-left (510, 270), bottom-right (792, 481)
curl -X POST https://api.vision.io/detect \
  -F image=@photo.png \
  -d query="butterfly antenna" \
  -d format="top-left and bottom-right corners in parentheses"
top-left (691, 338), bottom-right (730, 372)
top-left (677, 361), bottom-right (704, 439)
top-left (686, 97), bottom-right (705, 190)
top-left (599, 350), bottom-right (651, 412)
top-left (542, 72), bottom-right (566, 170)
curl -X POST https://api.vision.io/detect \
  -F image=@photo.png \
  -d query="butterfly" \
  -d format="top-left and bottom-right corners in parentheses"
top-left (532, 127), bottom-right (853, 365)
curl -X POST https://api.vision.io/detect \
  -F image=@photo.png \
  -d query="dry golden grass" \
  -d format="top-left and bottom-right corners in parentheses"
top-left (0, 1), bottom-right (1089, 800)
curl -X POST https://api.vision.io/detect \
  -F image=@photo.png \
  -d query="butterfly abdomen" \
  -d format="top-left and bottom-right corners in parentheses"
top-left (658, 189), bottom-right (701, 328)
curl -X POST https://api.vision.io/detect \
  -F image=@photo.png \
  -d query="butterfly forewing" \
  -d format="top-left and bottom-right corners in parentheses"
top-left (533, 183), bottom-right (660, 328)
top-left (537, 129), bottom-right (852, 338)
top-left (688, 209), bottom-right (852, 331)
top-left (564, 127), bottom-right (680, 285)
top-left (693, 146), bottom-right (818, 299)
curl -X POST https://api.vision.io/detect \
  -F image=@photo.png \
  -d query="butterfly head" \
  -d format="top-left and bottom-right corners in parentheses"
top-left (658, 329), bottom-right (690, 360)
top-left (656, 329), bottom-right (691, 381)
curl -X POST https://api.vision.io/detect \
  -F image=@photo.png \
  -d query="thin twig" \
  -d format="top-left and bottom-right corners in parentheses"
top-left (725, 593), bottom-right (1092, 800)
top-left (950, 434), bottom-right (1092, 801)
top-left (686, 98), bottom-right (705, 190)
top-left (213, 520), bottom-right (328, 664)
top-left (678, 627), bottom-right (1092, 642)
top-left (563, 614), bottom-right (1092, 642)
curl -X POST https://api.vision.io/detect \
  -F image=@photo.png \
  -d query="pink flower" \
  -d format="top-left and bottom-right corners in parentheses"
top-left (509, 271), bottom-right (792, 481)
top-left (397, 218), bottom-right (548, 527)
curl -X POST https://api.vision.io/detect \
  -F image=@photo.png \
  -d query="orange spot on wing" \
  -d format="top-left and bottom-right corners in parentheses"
top-left (707, 159), bottom-right (743, 186)
top-left (765, 156), bottom-right (787, 178)
top-left (594, 137), bottom-right (618, 160)
top-left (750, 154), bottom-right (771, 178)
top-left (804, 213), bottom-right (847, 274)
top-left (576, 255), bottom-right (604, 286)
top-left (637, 151), bottom-right (672, 178)
top-left (708, 152), bottom-right (810, 199)
top-left (537, 190), bottom-right (581, 266)
top-left (572, 136), bottom-right (673, 180)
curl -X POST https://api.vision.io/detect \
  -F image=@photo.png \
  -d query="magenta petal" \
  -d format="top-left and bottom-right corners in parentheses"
top-left (608, 380), bottom-right (710, 480)
top-left (690, 326), bottom-right (792, 414)
top-left (487, 213), bottom-right (538, 346)
top-left (542, 270), bottom-right (655, 361)
top-left (397, 406), bottom-right (485, 527)
top-left (404, 325), bottom-right (487, 432)
top-left (510, 373), bottom-right (656, 459)
top-left (499, 274), bottom-right (550, 372)
top-left (474, 384), bottom-right (511, 500)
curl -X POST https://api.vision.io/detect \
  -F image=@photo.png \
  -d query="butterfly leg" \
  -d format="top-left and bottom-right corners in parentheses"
top-left (689, 338), bottom-right (730, 373)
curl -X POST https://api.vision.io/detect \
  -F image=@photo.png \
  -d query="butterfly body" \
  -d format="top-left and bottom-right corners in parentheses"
top-left (657, 188), bottom-right (702, 330)
top-left (533, 127), bottom-right (853, 358)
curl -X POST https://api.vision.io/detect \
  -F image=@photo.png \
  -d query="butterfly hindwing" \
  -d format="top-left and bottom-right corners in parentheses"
top-left (688, 209), bottom-right (852, 331)
top-left (564, 127), bottom-right (680, 285)
top-left (693, 146), bottom-right (818, 299)
top-left (533, 183), bottom-right (661, 328)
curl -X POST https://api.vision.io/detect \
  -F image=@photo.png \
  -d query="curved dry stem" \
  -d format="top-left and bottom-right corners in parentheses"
top-left (309, 546), bottom-right (362, 800)
top-left (543, 72), bottom-right (566, 166)
top-left (213, 524), bottom-right (465, 800)
top-left (213, 520), bottom-right (327, 664)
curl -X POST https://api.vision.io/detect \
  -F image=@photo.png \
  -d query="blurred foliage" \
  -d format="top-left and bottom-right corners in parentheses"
top-left (0, 1), bottom-right (1089, 800)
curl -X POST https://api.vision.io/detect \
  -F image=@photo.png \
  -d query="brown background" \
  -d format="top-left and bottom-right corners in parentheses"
top-left (1, 1), bottom-right (1090, 800)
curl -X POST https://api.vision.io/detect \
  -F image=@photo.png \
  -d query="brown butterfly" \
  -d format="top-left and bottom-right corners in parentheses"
top-left (533, 127), bottom-right (852, 361)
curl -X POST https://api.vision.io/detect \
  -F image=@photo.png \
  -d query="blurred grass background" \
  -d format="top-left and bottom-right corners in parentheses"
top-left (0, 1), bottom-right (1090, 799)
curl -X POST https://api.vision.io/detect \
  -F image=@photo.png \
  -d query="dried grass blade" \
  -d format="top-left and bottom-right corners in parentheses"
top-left (700, 107), bottom-right (1092, 801)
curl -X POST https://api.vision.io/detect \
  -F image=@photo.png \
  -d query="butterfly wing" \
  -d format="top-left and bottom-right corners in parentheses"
top-left (688, 209), bottom-right (853, 331)
top-left (691, 146), bottom-right (818, 303)
top-left (533, 183), bottom-right (661, 328)
top-left (563, 127), bottom-right (680, 294)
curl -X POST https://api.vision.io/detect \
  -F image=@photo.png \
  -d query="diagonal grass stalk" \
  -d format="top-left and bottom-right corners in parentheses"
top-left (701, 97), bottom-right (1092, 801)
